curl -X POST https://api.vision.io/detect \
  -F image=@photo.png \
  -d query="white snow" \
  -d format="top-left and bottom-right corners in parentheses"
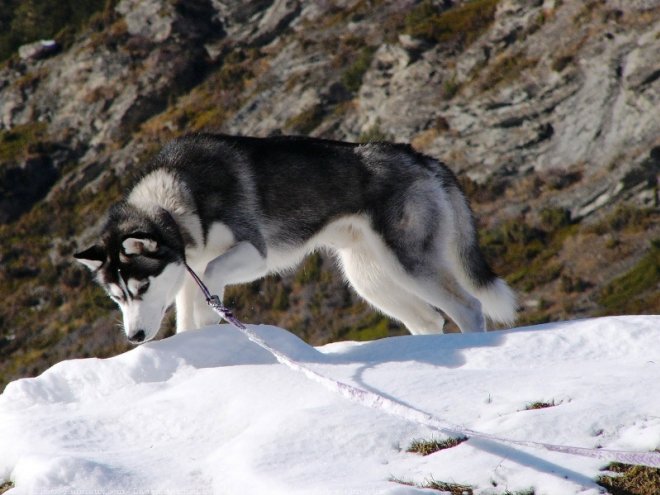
top-left (0, 315), bottom-right (659, 494)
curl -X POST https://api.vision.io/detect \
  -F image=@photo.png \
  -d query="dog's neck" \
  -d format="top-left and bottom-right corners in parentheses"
top-left (127, 168), bottom-right (204, 249)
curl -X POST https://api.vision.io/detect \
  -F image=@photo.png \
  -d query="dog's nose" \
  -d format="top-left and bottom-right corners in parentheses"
top-left (128, 329), bottom-right (146, 344)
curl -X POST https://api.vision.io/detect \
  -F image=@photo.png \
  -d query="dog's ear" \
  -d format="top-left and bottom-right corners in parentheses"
top-left (74, 245), bottom-right (106, 271)
top-left (122, 237), bottom-right (158, 256)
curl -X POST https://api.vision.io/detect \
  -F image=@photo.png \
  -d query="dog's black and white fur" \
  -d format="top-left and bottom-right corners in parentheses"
top-left (75, 134), bottom-right (516, 343)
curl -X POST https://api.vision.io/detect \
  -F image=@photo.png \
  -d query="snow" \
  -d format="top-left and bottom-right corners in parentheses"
top-left (0, 315), bottom-right (659, 494)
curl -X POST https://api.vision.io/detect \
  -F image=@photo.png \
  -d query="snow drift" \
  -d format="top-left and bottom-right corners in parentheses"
top-left (0, 316), bottom-right (659, 494)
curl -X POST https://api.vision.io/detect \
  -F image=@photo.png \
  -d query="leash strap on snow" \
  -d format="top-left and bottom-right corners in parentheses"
top-left (184, 265), bottom-right (660, 469)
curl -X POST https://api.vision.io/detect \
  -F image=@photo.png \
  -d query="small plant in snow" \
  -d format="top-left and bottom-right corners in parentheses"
top-left (407, 435), bottom-right (468, 456)
top-left (524, 399), bottom-right (558, 410)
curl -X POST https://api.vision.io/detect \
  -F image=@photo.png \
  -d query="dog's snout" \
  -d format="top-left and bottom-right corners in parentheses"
top-left (128, 329), bottom-right (146, 344)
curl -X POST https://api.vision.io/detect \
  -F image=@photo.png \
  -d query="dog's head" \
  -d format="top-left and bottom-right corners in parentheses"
top-left (74, 203), bottom-right (186, 344)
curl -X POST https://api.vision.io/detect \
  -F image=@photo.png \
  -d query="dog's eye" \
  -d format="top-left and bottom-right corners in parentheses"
top-left (137, 281), bottom-right (150, 295)
top-left (127, 279), bottom-right (150, 298)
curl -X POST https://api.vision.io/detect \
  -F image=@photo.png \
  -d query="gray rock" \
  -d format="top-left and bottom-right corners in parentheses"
top-left (250, 0), bottom-right (300, 45)
top-left (116, 0), bottom-right (174, 42)
top-left (354, 43), bottom-right (442, 140)
top-left (610, 0), bottom-right (660, 11)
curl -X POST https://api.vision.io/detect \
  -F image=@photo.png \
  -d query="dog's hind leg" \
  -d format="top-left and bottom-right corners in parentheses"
top-left (337, 247), bottom-right (445, 335)
top-left (376, 179), bottom-right (488, 333)
top-left (402, 270), bottom-right (486, 333)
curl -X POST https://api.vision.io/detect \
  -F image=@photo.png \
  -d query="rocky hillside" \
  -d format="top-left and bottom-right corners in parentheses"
top-left (0, 0), bottom-right (658, 388)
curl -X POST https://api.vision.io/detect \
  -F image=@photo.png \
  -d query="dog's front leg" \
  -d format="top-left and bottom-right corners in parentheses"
top-left (193, 241), bottom-right (268, 328)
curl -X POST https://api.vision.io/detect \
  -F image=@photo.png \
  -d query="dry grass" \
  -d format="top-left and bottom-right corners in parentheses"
top-left (390, 476), bottom-right (473, 495)
top-left (404, 0), bottom-right (499, 49)
top-left (524, 399), bottom-right (557, 410)
top-left (597, 462), bottom-right (660, 495)
top-left (407, 436), bottom-right (468, 456)
top-left (598, 239), bottom-right (660, 315)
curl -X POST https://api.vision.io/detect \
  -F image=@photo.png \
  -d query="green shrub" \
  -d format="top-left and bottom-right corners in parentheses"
top-left (295, 253), bottom-right (323, 284)
top-left (343, 313), bottom-right (391, 341)
top-left (358, 121), bottom-right (391, 143)
top-left (0, 0), bottom-right (117, 62)
top-left (480, 212), bottom-right (577, 294)
top-left (284, 106), bottom-right (325, 135)
top-left (404, 0), bottom-right (499, 48)
top-left (481, 53), bottom-right (539, 90)
top-left (539, 207), bottom-right (571, 231)
top-left (598, 240), bottom-right (660, 314)
top-left (0, 122), bottom-right (48, 164)
top-left (442, 75), bottom-right (460, 99)
top-left (481, 219), bottom-right (547, 269)
top-left (588, 205), bottom-right (656, 234)
top-left (341, 46), bottom-right (376, 93)
top-left (272, 286), bottom-right (290, 311)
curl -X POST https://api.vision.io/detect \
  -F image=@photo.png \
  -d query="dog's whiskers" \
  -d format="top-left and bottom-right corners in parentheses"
top-left (113, 316), bottom-right (124, 333)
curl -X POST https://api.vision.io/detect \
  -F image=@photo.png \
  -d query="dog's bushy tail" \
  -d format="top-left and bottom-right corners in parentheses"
top-left (436, 162), bottom-right (517, 326)
top-left (472, 277), bottom-right (517, 326)
top-left (453, 228), bottom-right (517, 326)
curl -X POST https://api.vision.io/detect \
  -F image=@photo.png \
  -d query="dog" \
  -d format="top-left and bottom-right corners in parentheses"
top-left (74, 133), bottom-right (516, 344)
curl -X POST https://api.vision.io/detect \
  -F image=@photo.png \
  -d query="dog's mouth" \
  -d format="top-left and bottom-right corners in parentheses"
top-left (124, 306), bottom-right (167, 345)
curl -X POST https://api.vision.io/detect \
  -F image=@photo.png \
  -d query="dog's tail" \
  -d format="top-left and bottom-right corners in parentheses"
top-left (471, 277), bottom-right (517, 326)
top-left (435, 162), bottom-right (517, 326)
top-left (453, 229), bottom-right (517, 326)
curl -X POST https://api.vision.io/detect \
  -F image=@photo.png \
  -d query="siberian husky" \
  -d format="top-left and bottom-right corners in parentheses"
top-left (75, 134), bottom-right (516, 344)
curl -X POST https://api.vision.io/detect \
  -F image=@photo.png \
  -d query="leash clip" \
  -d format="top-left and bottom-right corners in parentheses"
top-left (207, 294), bottom-right (246, 329)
